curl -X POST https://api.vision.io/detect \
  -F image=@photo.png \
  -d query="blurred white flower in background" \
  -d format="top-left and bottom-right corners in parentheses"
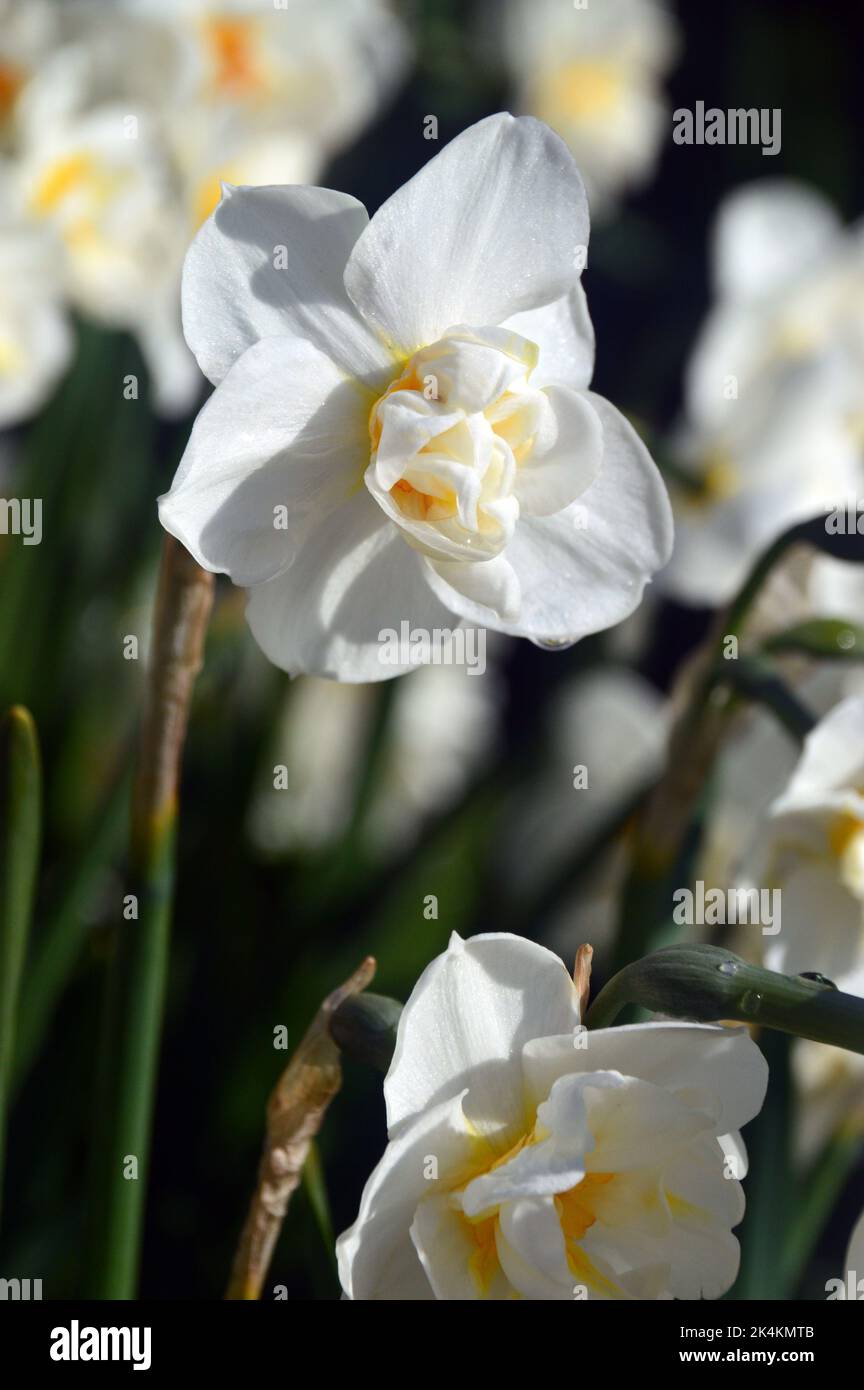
top-left (0, 0), bottom-right (411, 424)
top-left (247, 662), bottom-right (501, 855)
top-left (337, 931), bottom-right (767, 1300)
top-left (704, 683), bottom-right (864, 1160)
top-left (15, 102), bottom-right (198, 415)
top-left (367, 662), bottom-right (501, 849)
top-left (757, 697), bottom-right (864, 996)
top-left (122, 0), bottom-right (411, 166)
top-left (0, 167), bottom-right (71, 426)
top-left (0, 0), bottom-right (58, 149)
top-left (159, 114), bottom-right (673, 680)
top-left (500, 668), bottom-right (668, 966)
top-left (500, 0), bottom-right (679, 217)
top-left (664, 182), bottom-right (864, 606)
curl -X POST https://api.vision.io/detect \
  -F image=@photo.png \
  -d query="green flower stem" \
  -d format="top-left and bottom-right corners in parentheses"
top-left (86, 538), bottom-right (213, 1299)
top-left (763, 618), bottom-right (864, 661)
top-left (13, 764), bottom-right (132, 1093)
top-left (586, 944), bottom-right (864, 1054)
top-left (781, 1128), bottom-right (863, 1293)
top-left (0, 707), bottom-right (41, 1230)
top-left (732, 1030), bottom-right (793, 1299)
top-left (302, 1140), bottom-right (337, 1274)
top-left (717, 653), bottom-right (816, 742)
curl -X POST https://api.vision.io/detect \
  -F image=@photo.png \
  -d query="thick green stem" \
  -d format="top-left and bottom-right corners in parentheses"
top-left (86, 538), bottom-right (213, 1298)
top-left (718, 653), bottom-right (816, 742)
top-left (0, 707), bottom-right (41, 1229)
top-left (587, 944), bottom-right (864, 1054)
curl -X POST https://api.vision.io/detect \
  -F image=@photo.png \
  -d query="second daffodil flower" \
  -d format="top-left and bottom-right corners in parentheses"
top-left (159, 115), bottom-right (673, 681)
top-left (337, 933), bottom-right (768, 1300)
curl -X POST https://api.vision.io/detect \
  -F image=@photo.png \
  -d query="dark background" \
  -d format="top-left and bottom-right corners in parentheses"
top-left (3, 0), bottom-right (863, 1300)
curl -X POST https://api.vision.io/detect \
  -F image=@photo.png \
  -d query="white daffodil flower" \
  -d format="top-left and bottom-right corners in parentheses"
top-left (159, 114), bottom-right (673, 681)
top-left (15, 98), bottom-right (200, 416)
top-left (337, 932), bottom-right (767, 1300)
top-left (756, 697), bottom-right (864, 996)
top-left (0, 171), bottom-right (71, 427)
top-left (695, 672), bottom-right (864, 1162)
top-left (500, 0), bottom-right (679, 217)
top-left (664, 181), bottom-right (864, 606)
top-left (121, 0), bottom-right (411, 162)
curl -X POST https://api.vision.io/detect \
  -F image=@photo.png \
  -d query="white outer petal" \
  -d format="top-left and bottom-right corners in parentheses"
top-left (158, 337), bottom-right (367, 586)
top-left (384, 931), bottom-right (581, 1137)
top-left (336, 1090), bottom-right (474, 1301)
top-left (343, 113), bottom-right (589, 354)
top-left (181, 183), bottom-right (393, 387)
top-left (244, 490), bottom-right (459, 682)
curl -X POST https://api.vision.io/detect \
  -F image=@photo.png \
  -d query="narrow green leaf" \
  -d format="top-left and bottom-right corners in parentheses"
top-left (302, 1140), bottom-right (336, 1273)
top-left (13, 766), bottom-right (131, 1093)
top-left (0, 706), bottom-right (42, 1228)
top-left (782, 1128), bottom-right (862, 1294)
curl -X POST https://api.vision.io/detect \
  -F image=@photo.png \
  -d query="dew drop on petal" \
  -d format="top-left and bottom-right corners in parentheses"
top-left (531, 636), bottom-right (580, 651)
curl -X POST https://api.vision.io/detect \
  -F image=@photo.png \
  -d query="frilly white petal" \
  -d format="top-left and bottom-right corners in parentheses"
top-left (419, 393), bottom-right (672, 642)
top-left (522, 1021), bottom-right (768, 1137)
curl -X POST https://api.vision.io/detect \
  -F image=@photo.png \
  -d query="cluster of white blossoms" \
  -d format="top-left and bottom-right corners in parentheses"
top-left (758, 697), bottom-right (864, 998)
top-left (499, 0), bottom-right (679, 217)
top-left (159, 114), bottom-right (673, 680)
top-left (337, 932), bottom-right (768, 1300)
top-left (663, 180), bottom-right (864, 605)
top-left (747, 695), bottom-right (864, 1158)
top-left (696, 673), bottom-right (864, 1161)
top-left (0, 0), bottom-right (410, 425)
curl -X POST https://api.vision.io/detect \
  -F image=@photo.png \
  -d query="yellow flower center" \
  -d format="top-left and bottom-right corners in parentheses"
top-left (536, 60), bottom-right (624, 123)
top-left (0, 61), bottom-right (23, 122)
top-left (830, 809), bottom-right (864, 897)
top-left (203, 17), bottom-right (261, 96)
